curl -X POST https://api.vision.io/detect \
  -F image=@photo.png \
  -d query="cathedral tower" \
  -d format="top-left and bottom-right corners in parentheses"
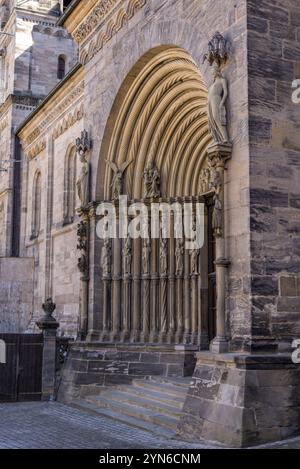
top-left (0, 0), bottom-right (77, 256)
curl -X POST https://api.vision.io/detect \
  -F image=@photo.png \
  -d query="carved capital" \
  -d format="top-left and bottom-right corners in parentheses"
top-left (207, 142), bottom-right (232, 167)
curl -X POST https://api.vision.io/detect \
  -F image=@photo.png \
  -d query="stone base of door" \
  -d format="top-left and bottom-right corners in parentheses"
top-left (177, 351), bottom-right (300, 447)
top-left (57, 342), bottom-right (199, 404)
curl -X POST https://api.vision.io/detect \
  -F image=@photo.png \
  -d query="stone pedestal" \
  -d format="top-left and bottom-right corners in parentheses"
top-left (36, 298), bottom-right (59, 401)
top-left (178, 351), bottom-right (300, 447)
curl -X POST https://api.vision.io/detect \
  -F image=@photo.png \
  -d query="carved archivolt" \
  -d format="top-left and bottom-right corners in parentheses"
top-left (53, 103), bottom-right (84, 140)
top-left (102, 47), bottom-right (212, 199)
top-left (79, 0), bottom-right (146, 65)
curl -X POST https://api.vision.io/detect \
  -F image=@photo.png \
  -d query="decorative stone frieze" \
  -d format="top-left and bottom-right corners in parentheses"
top-left (78, 0), bottom-right (147, 65)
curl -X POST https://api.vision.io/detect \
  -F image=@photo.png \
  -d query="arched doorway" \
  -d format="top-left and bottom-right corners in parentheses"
top-left (96, 46), bottom-right (215, 348)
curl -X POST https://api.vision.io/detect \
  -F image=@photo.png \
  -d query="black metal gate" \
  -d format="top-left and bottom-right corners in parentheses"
top-left (0, 334), bottom-right (43, 402)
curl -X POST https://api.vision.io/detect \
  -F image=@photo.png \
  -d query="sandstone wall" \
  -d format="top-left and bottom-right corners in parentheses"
top-left (19, 67), bottom-right (84, 338)
top-left (248, 0), bottom-right (300, 349)
top-left (0, 257), bottom-right (34, 332)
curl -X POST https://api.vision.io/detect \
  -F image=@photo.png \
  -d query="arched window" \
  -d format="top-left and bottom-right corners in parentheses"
top-left (31, 171), bottom-right (41, 239)
top-left (57, 55), bottom-right (66, 80)
top-left (63, 147), bottom-right (76, 225)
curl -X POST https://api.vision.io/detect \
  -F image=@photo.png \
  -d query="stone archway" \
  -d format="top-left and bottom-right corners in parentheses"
top-left (93, 46), bottom-right (216, 350)
top-left (100, 45), bottom-right (212, 200)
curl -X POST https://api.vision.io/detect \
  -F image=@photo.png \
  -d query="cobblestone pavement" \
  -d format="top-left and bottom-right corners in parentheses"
top-left (0, 402), bottom-right (299, 449)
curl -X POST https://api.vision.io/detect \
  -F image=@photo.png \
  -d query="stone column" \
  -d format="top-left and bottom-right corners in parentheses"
top-left (86, 203), bottom-right (102, 341)
top-left (199, 207), bottom-right (209, 349)
top-left (77, 209), bottom-right (89, 340)
top-left (207, 142), bottom-right (232, 354)
top-left (132, 238), bottom-right (141, 342)
top-left (183, 248), bottom-right (191, 344)
top-left (168, 221), bottom-right (176, 343)
top-left (122, 237), bottom-right (132, 342)
top-left (100, 237), bottom-right (112, 342)
top-left (36, 298), bottom-right (59, 401)
top-left (141, 238), bottom-right (151, 342)
top-left (159, 237), bottom-right (168, 342)
top-left (76, 130), bottom-right (92, 340)
top-left (150, 238), bottom-right (159, 342)
top-left (175, 239), bottom-right (184, 343)
top-left (111, 234), bottom-right (121, 342)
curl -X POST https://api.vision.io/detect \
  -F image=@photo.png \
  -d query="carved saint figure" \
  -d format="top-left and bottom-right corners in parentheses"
top-left (106, 160), bottom-right (133, 200)
top-left (212, 193), bottom-right (223, 237)
top-left (101, 238), bottom-right (111, 277)
top-left (123, 236), bottom-right (132, 275)
top-left (77, 153), bottom-right (90, 207)
top-left (175, 239), bottom-right (184, 276)
top-left (208, 67), bottom-right (229, 144)
top-left (199, 168), bottom-right (211, 194)
top-left (142, 238), bottom-right (151, 275)
top-left (190, 248), bottom-right (200, 275)
top-left (143, 160), bottom-right (161, 198)
top-left (160, 238), bottom-right (168, 275)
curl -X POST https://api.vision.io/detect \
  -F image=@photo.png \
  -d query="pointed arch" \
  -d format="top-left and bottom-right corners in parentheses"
top-left (63, 145), bottom-right (77, 225)
top-left (98, 46), bottom-right (212, 200)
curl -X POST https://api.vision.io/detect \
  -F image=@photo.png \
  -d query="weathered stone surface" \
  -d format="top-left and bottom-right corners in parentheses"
top-left (252, 276), bottom-right (279, 296)
top-left (280, 276), bottom-right (297, 297)
top-left (179, 352), bottom-right (300, 447)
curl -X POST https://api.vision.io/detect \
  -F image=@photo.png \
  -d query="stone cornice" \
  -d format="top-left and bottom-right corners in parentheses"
top-left (62, 0), bottom-right (146, 53)
top-left (73, 0), bottom-right (121, 45)
top-left (79, 0), bottom-right (147, 65)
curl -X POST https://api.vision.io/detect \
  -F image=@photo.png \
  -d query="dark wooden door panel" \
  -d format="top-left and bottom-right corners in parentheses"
top-left (0, 334), bottom-right (43, 402)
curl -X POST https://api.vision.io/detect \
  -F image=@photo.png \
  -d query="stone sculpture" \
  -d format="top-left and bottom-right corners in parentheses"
top-left (106, 159), bottom-right (133, 199)
top-left (143, 160), bottom-right (161, 198)
top-left (208, 67), bottom-right (229, 144)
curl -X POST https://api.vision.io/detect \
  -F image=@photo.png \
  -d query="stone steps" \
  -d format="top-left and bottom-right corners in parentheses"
top-left (82, 377), bottom-right (191, 435)
top-left (72, 400), bottom-right (176, 438)
top-left (115, 385), bottom-right (184, 407)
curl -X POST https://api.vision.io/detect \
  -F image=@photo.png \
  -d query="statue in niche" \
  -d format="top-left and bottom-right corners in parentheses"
top-left (208, 67), bottom-right (229, 144)
top-left (106, 160), bottom-right (133, 200)
top-left (190, 248), bottom-right (200, 275)
top-left (143, 160), bottom-right (161, 198)
top-left (101, 238), bottom-right (111, 277)
top-left (77, 153), bottom-right (90, 207)
top-left (123, 236), bottom-right (132, 275)
top-left (175, 239), bottom-right (184, 276)
top-left (212, 192), bottom-right (223, 237)
top-left (199, 168), bottom-right (211, 194)
top-left (160, 238), bottom-right (168, 275)
top-left (142, 238), bottom-right (151, 275)
top-left (76, 130), bottom-right (91, 207)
